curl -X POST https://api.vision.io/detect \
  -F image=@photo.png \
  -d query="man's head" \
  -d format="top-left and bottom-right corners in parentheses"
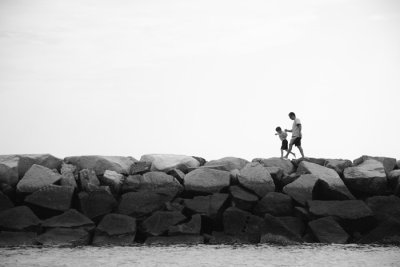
top-left (288, 112), bottom-right (296, 120)
top-left (275, 127), bottom-right (282, 133)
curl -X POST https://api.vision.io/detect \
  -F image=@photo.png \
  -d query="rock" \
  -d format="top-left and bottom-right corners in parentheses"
top-left (283, 174), bottom-right (318, 206)
top-left (123, 172), bottom-right (183, 198)
top-left (265, 167), bottom-right (285, 190)
top-left (183, 193), bottom-right (229, 219)
top-left (294, 158), bottom-right (327, 167)
top-left (0, 191), bottom-right (14, 212)
top-left (16, 164), bottom-right (62, 193)
top-left (365, 195), bottom-right (400, 222)
top-left (129, 161), bottom-right (151, 175)
top-left (259, 214), bottom-right (302, 244)
top-left (388, 170), bottom-right (400, 189)
top-left (42, 209), bottom-right (94, 231)
top-left (308, 200), bottom-right (374, 220)
top-left (397, 160), bottom-right (400, 169)
top-left (36, 228), bottom-right (90, 246)
top-left (79, 191), bottom-right (117, 219)
top-left (17, 154), bottom-right (62, 177)
top-left (184, 168), bottom-right (230, 194)
top-left (309, 216), bottom-right (349, 244)
top-left (142, 211), bottom-right (186, 236)
top-left (101, 170), bottom-right (124, 194)
top-left (145, 235), bottom-right (204, 245)
top-left (254, 192), bottom-right (293, 216)
top-left (25, 185), bottom-right (74, 211)
top-left (297, 161), bottom-right (355, 200)
top-left (238, 162), bottom-right (275, 198)
top-left (64, 155), bottom-right (137, 175)
top-left (0, 206), bottom-right (41, 231)
top-left (60, 163), bottom-right (77, 188)
top-left (167, 169), bottom-right (185, 184)
top-left (253, 157), bottom-right (295, 175)
top-left (0, 155), bottom-right (19, 186)
top-left (324, 159), bottom-right (352, 175)
top-left (79, 169), bottom-right (100, 192)
top-left (165, 200), bottom-right (185, 212)
top-left (192, 156), bottom-right (206, 166)
top-left (229, 186), bottom-right (258, 211)
top-left (140, 154), bottom-right (200, 172)
top-left (223, 207), bottom-right (264, 243)
top-left (358, 219), bottom-right (400, 245)
top-left (169, 214), bottom-right (202, 235)
top-left (277, 216), bottom-right (305, 238)
top-left (0, 231), bottom-right (37, 247)
top-left (294, 206), bottom-right (312, 222)
top-left (204, 157), bottom-right (248, 172)
top-left (118, 191), bottom-right (171, 218)
top-left (92, 213), bottom-right (136, 246)
top-left (353, 155), bottom-right (397, 175)
top-left (343, 159), bottom-right (387, 195)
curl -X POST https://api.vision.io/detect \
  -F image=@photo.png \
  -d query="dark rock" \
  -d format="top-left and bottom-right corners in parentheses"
top-left (309, 216), bottom-right (349, 244)
top-left (79, 169), bottom-right (100, 192)
top-left (358, 218), bottom-right (400, 245)
top-left (0, 206), bottom-right (41, 231)
top-left (60, 163), bottom-right (77, 188)
top-left (92, 213), bottom-right (136, 246)
top-left (253, 157), bottom-right (295, 175)
top-left (229, 186), bottom-right (258, 211)
top-left (79, 191), bottom-right (117, 219)
top-left (145, 235), bottom-right (204, 245)
top-left (142, 211), bottom-right (186, 236)
top-left (42, 209), bottom-right (94, 230)
top-left (294, 206), bottom-right (312, 222)
top-left (388, 170), bottom-right (400, 189)
top-left (118, 191), bottom-right (171, 218)
top-left (353, 155), bottom-right (397, 175)
top-left (25, 185), bottom-right (74, 211)
top-left (167, 169), bottom-right (185, 184)
top-left (0, 231), bottom-right (37, 247)
top-left (100, 170), bottom-right (124, 194)
top-left (0, 155), bottom-right (19, 186)
top-left (204, 157), bottom-right (248, 172)
top-left (308, 200), bottom-right (374, 220)
top-left (0, 191), bottom-right (14, 212)
top-left (324, 159), bottom-right (352, 175)
top-left (259, 214), bottom-right (302, 244)
top-left (254, 192), bottom-right (293, 216)
top-left (183, 193), bottom-right (229, 219)
top-left (343, 159), bottom-right (387, 195)
top-left (36, 228), bottom-right (90, 246)
top-left (283, 174), bottom-right (319, 206)
top-left (365, 195), bottom-right (400, 222)
top-left (64, 155), bottom-right (137, 175)
top-left (208, 232), bottom-right (256, 244)
top-left (165, 201), bottom-right (185, 212)
top-left (278, 216), bottom-right (305, 238)
top-left (192, 156), bottom-right (206, 166)
top-left (17, 154), bottom-right (62, 177)
top-left (238, 162), bottom-right (275, 198)
top-left (169, 214), bottom-right (202, 235)
top-left (129, 161), bottom-right (151, 175)
top-left (140, 154), bottom-right (200, 172)
top-left (297, 161), bottom-right (355, 200)
top-left (17, 164), bottom-right (62, 193)
top-left (265, 167), bottom-right (284, 190)
top-left (184, 168), bottom-right (230, 194)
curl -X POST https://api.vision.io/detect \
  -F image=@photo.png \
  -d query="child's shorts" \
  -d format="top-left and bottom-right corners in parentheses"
top-left (281, 139), bottom-right (288, 150)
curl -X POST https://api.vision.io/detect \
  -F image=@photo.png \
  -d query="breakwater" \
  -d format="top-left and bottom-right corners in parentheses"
top-left (0, 154), bottom-right (399, 246)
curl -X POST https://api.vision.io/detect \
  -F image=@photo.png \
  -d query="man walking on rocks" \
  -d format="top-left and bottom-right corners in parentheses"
top-left (284, 112), bottom-right (305, 159)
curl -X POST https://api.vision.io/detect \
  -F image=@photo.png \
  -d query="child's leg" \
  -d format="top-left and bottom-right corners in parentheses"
top-left (280, 149), bottom-right (284, 158)
top-left (284, 149), bottom-right (296, 158)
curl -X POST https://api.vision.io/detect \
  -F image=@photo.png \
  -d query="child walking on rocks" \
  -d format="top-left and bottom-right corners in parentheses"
top-left (275, 127), bottom-right (296, 159)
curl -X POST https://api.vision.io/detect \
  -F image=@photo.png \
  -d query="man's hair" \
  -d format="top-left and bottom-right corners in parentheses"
top-left (275, 127), bottom-right (281, 131)
top-left (289, 112), bottom-right (296, 117)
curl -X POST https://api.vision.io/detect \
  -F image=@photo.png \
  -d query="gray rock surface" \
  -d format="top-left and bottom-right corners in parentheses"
top-left (365, 195), bottom-right (400, 222)
top-left (308, 200), bottom-right (374, 220)
top-left (118, 191), bottom-right (171, 218)
top-left (238, 162), bottom-right (275, 198)
top-left (309, 217), bottom-right (349, 244)
top-left (142, 211), bottom-right (186, 236)
top-left (254, 192), bottom-right (293, 216)
top-left (229, 185), bottom-right (258, 211)
top-left (353, 155), bottom-right (397, 175)
top-left (93, 213), bottom-right (137, 244)
top-left (60, 163), bottom-right (77, 188)
top-left (42, 209), bottom-right (94, 230)
top-left (101, 170), bottom-right (124, 193)
top-left (324, 159), bottom-right (352, 175)
top-left (0, 206), bottom-right (41, 230)
top-left (79, 191), bottom-right (117, 219)
top-left (260, 214), bottom-right (303, 244)
top-left (283, 174), bottom-right (319, 206)
top-left (183, 193), bottom-right (229, 219)
top-left (0, 191), bottom-right (14, 212)
top-left (65, 155), bottom-right (137, 175)
top-left (0, 231), bottom-right (37, 247)
top-left (169, 214), bottom-right (202, 235)
top-left (184, 168), bottom-right (230, 194)
top-left (25, 185), bottom-right (74, 211)
top-left (17, 164), bottom-right (62, 193)
top-left (36, 228), bottom-right (90, 246)
top-left (253, 157), bottom-right (295, 175)
top-left (140, 154), bottom-right (200, 172)
top-left (204, 157), bottom-right (248, 171)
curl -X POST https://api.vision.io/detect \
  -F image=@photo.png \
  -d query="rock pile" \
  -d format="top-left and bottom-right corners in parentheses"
top-left (0, 153), bottom-right (399, 246)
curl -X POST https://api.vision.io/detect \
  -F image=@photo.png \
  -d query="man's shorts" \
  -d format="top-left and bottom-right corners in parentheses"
top-left (281, 139), bottom-right (288, 150)
top-left (291, 137), bottom-right (302, 147)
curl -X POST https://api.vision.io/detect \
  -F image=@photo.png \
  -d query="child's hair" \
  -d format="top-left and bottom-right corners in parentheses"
top-left (275, 127), bottom-right (281, 132)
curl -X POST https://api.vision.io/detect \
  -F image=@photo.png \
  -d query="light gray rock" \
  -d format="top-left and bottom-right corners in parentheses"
top-left (253, 157), bottom-right (295, 175)
top-left (343, 159), bottom-right (387, 195)
top-left (184, 168), bottom-right (230, 194)
top-left (17, 164), bottom-right (62, 193)
top-left (101, 170), bottom-right (124, 193)
top-left (324, 159), bottom-right (352, 175)
top-left (283, 174), bottom-right (319, 206)
top-left (353, 155), bottom-right (397, 175)
top-left (60, 163), bottom-right (77, 188)
top-left (25, 185), bottom-right (74, 211)
top-left (64, 155), bottom-right (137, 175)
top-left (308, 200), bottom-right (374, 220)
top-left (204, 157), bottom-right (249, 171)
top-left (0, 206), bottom-right (41, 230)
top-left (238, 162), bottom-right (275, 198)
top-left (309, 217), bottom-right (349, 244)
top-left (140, 154), bottom-right (199, 172)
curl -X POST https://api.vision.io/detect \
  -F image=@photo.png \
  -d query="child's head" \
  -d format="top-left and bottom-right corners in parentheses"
top-left (275, 127), bottom-right (282, 133)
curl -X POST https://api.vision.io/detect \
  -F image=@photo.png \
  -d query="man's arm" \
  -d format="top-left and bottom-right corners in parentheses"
top-left (285, 129), bottom-right (292, 132)
top-left (297, 124), bottom-right (302, 136)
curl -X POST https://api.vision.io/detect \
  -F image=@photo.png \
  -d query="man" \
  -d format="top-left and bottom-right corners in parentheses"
top-left (284, 112), bottom-right (304, 159)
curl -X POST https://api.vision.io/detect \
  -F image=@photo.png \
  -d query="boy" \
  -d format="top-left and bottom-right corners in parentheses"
top-left (275, 127), bottom-right (296, 159)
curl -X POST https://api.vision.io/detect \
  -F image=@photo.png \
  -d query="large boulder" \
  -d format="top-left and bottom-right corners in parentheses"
top-left (25, 185), bottom-right (74, 211)
top-left (0, 206), bottom-right (41, 231)
top-left (353, 155), bottom-right (397, 175)
top-left (16, 164), bottom-right (62, 193)
top-left (169, 214), bottom-right (202, 235)
top-left (78, 169), bottom-right (100, 192)
top-left (142, 211), bottom-right (186, 236)
top-left (129, 161), bottom-right (152, 175)
top-left (203, 157), bottom-right (248, 172)
top-left (100, 170), bottom-right (124, 194)
top-left (36, 228), bottom-right (90, 246)
top-left (229, 186), bottom-right (258, 211)
top-left (365, 195), bottom-right (400, 222)
top-left (60, 163), bottom-right (77, 188)
top-left (184, 168), bottom-right (230, 194)
top-left (238, 162), bottom-right (275, 198)
top-left (254, 192), bottom-right (293, 216)
top-left (183, 193), bottom-right (229, 219)
top-left (324, 159), bottom-right (352, 175)
top-left (64, 155), bottom-right (137, 175)
top-left (253, 157), bottom-right (295, 175)
top-left (309, 216), bottom-right (349, 244)
top-left (260, 214), bottom-right (302, 244)
top-left (79, 191), bottom-right (117, 219)
top-left (145, 235), bottom-right (204, 245)
top-left (118, 191), bottom-right (171, 218)
top-left (343, 159), bottom-right (387, 195)
top-left (42, 209), bottom-right (95, 231)
top-left (297, 161), bottom-right (355, 200)
top-left (0, 231), bottom-right (37, 247)
top-left (122, 172), bottom-right (182, 198)
top-left (308, 200), bottom-right (374, 220)
top-left (283, 174), bottom-right (319, 206)
top-left (0, 191), bottom-right (14, 212)
top-left (93, 213), bottom-right (136, 246)
top-left (140, 154), bottom-right (200, 172)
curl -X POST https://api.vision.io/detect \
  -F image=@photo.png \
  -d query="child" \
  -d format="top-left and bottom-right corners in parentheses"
top-left (275, 127), bottom-right (296, 159)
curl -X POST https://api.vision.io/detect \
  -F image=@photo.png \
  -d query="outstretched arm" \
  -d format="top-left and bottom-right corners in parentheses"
top-left (285, 129), bottom-right (292, 132)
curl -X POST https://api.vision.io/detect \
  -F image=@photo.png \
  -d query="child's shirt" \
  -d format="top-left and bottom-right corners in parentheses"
top-left (278, 131), bottom-right (288, 141)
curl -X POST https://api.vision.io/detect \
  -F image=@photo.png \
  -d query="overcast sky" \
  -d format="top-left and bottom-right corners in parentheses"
top-left (0, 0), bottom-right (399, 162)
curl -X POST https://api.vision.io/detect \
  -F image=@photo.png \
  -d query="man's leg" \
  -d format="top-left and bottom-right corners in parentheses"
top-left (297, 146), bottom-right (305, 158)
top-left (284, 139), bottom-right (294, 158)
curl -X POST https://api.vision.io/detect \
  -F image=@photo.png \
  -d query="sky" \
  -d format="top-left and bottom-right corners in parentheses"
top-left (0, 0), bottom-right (399, 162)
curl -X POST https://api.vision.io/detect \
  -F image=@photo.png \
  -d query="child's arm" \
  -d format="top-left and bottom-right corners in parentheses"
top-left (285, 129), bottom-right (292, 132)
